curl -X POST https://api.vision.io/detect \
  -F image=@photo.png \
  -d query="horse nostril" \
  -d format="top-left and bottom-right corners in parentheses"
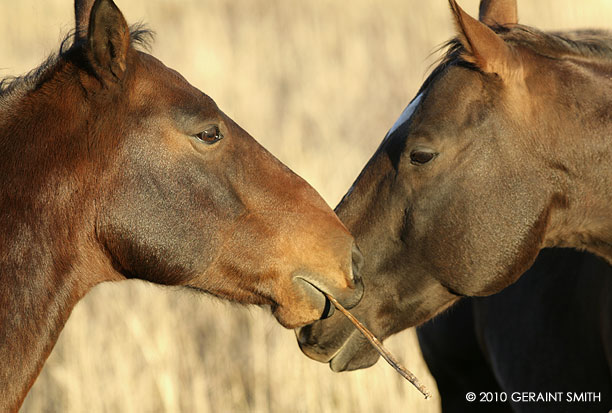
top-left (351, 243), bottom-right (364, 285)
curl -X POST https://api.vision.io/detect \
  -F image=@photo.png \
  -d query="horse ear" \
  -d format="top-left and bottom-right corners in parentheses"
top-left (75, 0), bottom-right (95, 39)
top-left (87, 0), bottom-right (130, 81)
top-left (479, 0), bottom-right (518, 26)
top-left (448, 0), bottom-right (514, 75)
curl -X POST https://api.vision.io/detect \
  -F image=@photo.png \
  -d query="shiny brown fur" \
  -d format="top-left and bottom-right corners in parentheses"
top-left (298, 0), bottom-right (612, 376)
top-left (0, 0), bottom-right (363, 410)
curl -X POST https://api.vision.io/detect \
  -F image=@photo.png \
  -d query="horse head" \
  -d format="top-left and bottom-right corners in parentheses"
top-left (298, 0), bottom-right (612, 371)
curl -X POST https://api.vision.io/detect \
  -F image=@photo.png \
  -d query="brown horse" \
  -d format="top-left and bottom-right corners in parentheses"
top-left (0, 0), bottom-right (364, 410)
top-left (418, 248), bottom-right (611, 413)
top-left (298, 0), bottom-right (611, 406)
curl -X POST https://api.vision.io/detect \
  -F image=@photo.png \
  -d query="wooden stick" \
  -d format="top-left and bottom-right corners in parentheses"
top-left (324, 292), bottom-right (432, 399)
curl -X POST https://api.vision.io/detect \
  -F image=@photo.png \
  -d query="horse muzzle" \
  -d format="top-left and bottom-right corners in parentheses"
top-left (272, 243), bottom-right (364, 329)
top-left (295, 304), bottom-right (380, 371)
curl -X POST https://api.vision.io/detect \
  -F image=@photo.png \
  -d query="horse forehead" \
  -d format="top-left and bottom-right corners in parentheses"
top-left (415, 69), bottom-right (491, 132)
top-left (387, 68), bottom-right (485, 141)
top-left (386, 93), bottom-right (424, 138)
top-left (133, 52), bottom-right (215, 112)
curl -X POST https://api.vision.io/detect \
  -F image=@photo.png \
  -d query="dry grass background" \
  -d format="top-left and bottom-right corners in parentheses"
top-left (1, 0), bottom-right (611, 412)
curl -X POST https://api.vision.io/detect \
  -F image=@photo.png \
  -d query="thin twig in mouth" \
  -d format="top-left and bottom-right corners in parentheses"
top-left (324, 293), bottom-right (432, 399)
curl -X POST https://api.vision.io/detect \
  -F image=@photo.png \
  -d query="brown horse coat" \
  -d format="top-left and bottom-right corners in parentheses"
top-left (0, 0), bottom-right (363, 410)
top-left (298, 0), bottom-right (612, 396)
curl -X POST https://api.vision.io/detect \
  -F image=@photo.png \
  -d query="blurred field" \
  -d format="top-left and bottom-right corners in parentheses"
top-left (2, 0), bottom-right (611, 412)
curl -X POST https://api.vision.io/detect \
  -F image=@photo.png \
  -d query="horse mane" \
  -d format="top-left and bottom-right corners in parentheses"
top-left (419, 25), bottom-right (612, 96)
top-left (0, 24), bottom-right (154, 98)
top-left (503, 25), bottom-right (612, 60)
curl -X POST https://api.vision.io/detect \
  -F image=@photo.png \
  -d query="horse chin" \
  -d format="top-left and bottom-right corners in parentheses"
top-left (328, 331), bottom-right (380, 372)
top-left (296, 316), bottom-right (380, 371)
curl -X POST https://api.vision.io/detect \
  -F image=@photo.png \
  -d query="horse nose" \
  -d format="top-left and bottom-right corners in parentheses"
top-left (316, 242), bottom-right (364, 319)
top-left (332, 242), bottom-right (363, 310)
top-left (351, 243), bottom-right (364, 286)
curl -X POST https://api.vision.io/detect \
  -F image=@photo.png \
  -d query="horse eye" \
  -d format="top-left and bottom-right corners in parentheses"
top-left (410, 150), bottom-right (437, 165)
top-left (194, 125), bottom-right (223, 144)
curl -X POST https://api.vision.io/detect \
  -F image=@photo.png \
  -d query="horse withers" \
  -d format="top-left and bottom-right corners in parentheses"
top-left (298, 0), bottom-right (611, 409)
top-left (0, 0), bottom-right (363, 410)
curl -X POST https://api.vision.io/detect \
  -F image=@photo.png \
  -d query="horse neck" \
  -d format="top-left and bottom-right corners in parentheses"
top-left (541, 56), bottom-right (612, 262)
top-left (0, 245), bottom-right (114, 411)
top-left (0, 75), bottom-right (119, 411)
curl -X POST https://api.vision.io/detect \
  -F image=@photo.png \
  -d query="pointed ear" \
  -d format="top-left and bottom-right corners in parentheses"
top-left (449, 0), bottom-right (515, 75)
top-left (75, 0), bottom-right (95, 39)
top-left (479, 0), bottom-right (518, 26)
top-left (87, 0), bottom-right (130, 81)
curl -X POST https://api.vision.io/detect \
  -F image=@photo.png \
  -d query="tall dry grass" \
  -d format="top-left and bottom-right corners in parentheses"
top-left (2, 0), bottom-right (610, 411)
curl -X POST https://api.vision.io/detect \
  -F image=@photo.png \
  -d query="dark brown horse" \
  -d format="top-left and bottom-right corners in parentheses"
top-left (0, 0), bottom-right (364, 410)
top-left (418, 248), bottom-right (611, 413)
top-left (298, 0), bottom-right (611, 409)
